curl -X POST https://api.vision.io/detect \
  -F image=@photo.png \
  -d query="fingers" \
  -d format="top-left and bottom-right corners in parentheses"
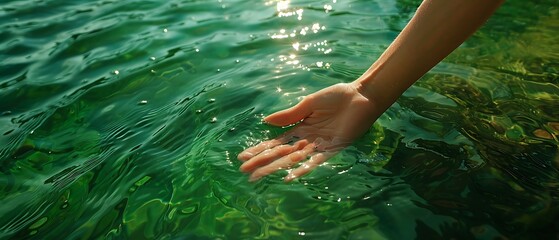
top-left (238, 134), bottom-right (341, 182)
top-left (264, 97), bottom-right (314, 126)
top-left (239, 139), bottom-right (308, 173)
top-left (284, 152), bottom-right (333, 182)
top-left (237, 138), bottom-right (284, 161)
top-left (248, 143), bottom-right (316, 182)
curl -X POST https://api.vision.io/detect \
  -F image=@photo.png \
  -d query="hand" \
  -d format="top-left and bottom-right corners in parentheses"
top-left (238, 82), bottom-right (383, 182)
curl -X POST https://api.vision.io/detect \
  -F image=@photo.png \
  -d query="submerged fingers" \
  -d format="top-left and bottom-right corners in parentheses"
top-left (248, 143), bottom-right (316, 182)
top-left (237, 138), bottom-right (284, 161)
top-left (238, 134), bottom-right (344, 182)
top-left (237, 135), bottom-right (303, 161)
top-left (284, 152), bottom-right (333, 182)
top-left (239, 139), bottom-right (309, 173)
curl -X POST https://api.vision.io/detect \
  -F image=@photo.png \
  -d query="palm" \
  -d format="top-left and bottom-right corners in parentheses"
top-left (238, 83), bottom-right (382, 182)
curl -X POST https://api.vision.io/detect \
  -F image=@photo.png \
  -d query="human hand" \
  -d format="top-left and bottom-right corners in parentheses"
top-left (238, 82), bottom-right (383, 182)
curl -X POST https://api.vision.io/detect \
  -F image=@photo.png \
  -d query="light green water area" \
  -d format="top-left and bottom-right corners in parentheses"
top-left (1, 0), bottom-right (558, 239)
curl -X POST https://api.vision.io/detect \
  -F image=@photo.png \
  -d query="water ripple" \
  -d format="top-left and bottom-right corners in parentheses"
top-left (1, 0), bottom-right (558, 239)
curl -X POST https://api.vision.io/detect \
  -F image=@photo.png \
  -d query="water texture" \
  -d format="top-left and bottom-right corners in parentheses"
top-left (1, 0), bottom-right (558, 239)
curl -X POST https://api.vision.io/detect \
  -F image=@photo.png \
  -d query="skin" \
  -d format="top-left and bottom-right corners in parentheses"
top-left (239, 0), bottom-right (505, 182)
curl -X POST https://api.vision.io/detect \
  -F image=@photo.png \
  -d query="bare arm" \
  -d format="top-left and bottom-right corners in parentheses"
top-left (357, 0), bottom-right (504, 111)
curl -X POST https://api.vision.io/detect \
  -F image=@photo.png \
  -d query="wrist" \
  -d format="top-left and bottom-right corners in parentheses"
top-left (352, 72), bottom-right (396, 113)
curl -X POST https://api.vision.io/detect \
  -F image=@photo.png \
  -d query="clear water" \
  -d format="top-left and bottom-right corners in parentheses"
top-left (1, 0), bottom-right (558, 239)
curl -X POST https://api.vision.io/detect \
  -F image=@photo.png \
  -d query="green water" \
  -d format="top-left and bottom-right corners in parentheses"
top-left (1, 0), bottom-right (558, 239)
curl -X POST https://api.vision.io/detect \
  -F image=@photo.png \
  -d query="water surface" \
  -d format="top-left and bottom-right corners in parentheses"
top-left (1, 0), bottom-right (558, 239)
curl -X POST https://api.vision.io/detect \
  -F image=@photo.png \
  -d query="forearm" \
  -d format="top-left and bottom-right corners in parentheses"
top-left (355, 0), bottom-right (504, 110)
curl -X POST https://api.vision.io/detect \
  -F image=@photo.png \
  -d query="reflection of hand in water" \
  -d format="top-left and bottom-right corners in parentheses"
top-left (238, 83), bottom-right (382, 182)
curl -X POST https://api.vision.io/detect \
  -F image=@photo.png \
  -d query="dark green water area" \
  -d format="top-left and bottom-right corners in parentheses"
top-left (1, 0), bottom-right (558, 239)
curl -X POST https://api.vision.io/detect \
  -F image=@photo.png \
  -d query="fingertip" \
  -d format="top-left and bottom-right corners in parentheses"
top-left (248, 173), bottom-right (262, 182)
top-left (284, 174), bottom-right (296, 182)
top-left (263, 101), bottom-right (312, 126)
top-left (239, 162), bottom-right (251, 173)
top-left (263, 114), bottom-right (284, 126)
top-left (262, 114), bottom-right (272, 122)
top-left (237, 152), bottom-right (253, 161)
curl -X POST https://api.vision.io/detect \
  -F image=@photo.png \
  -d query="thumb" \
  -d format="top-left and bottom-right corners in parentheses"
top-left (264, 97), bottom-right (313, 126)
